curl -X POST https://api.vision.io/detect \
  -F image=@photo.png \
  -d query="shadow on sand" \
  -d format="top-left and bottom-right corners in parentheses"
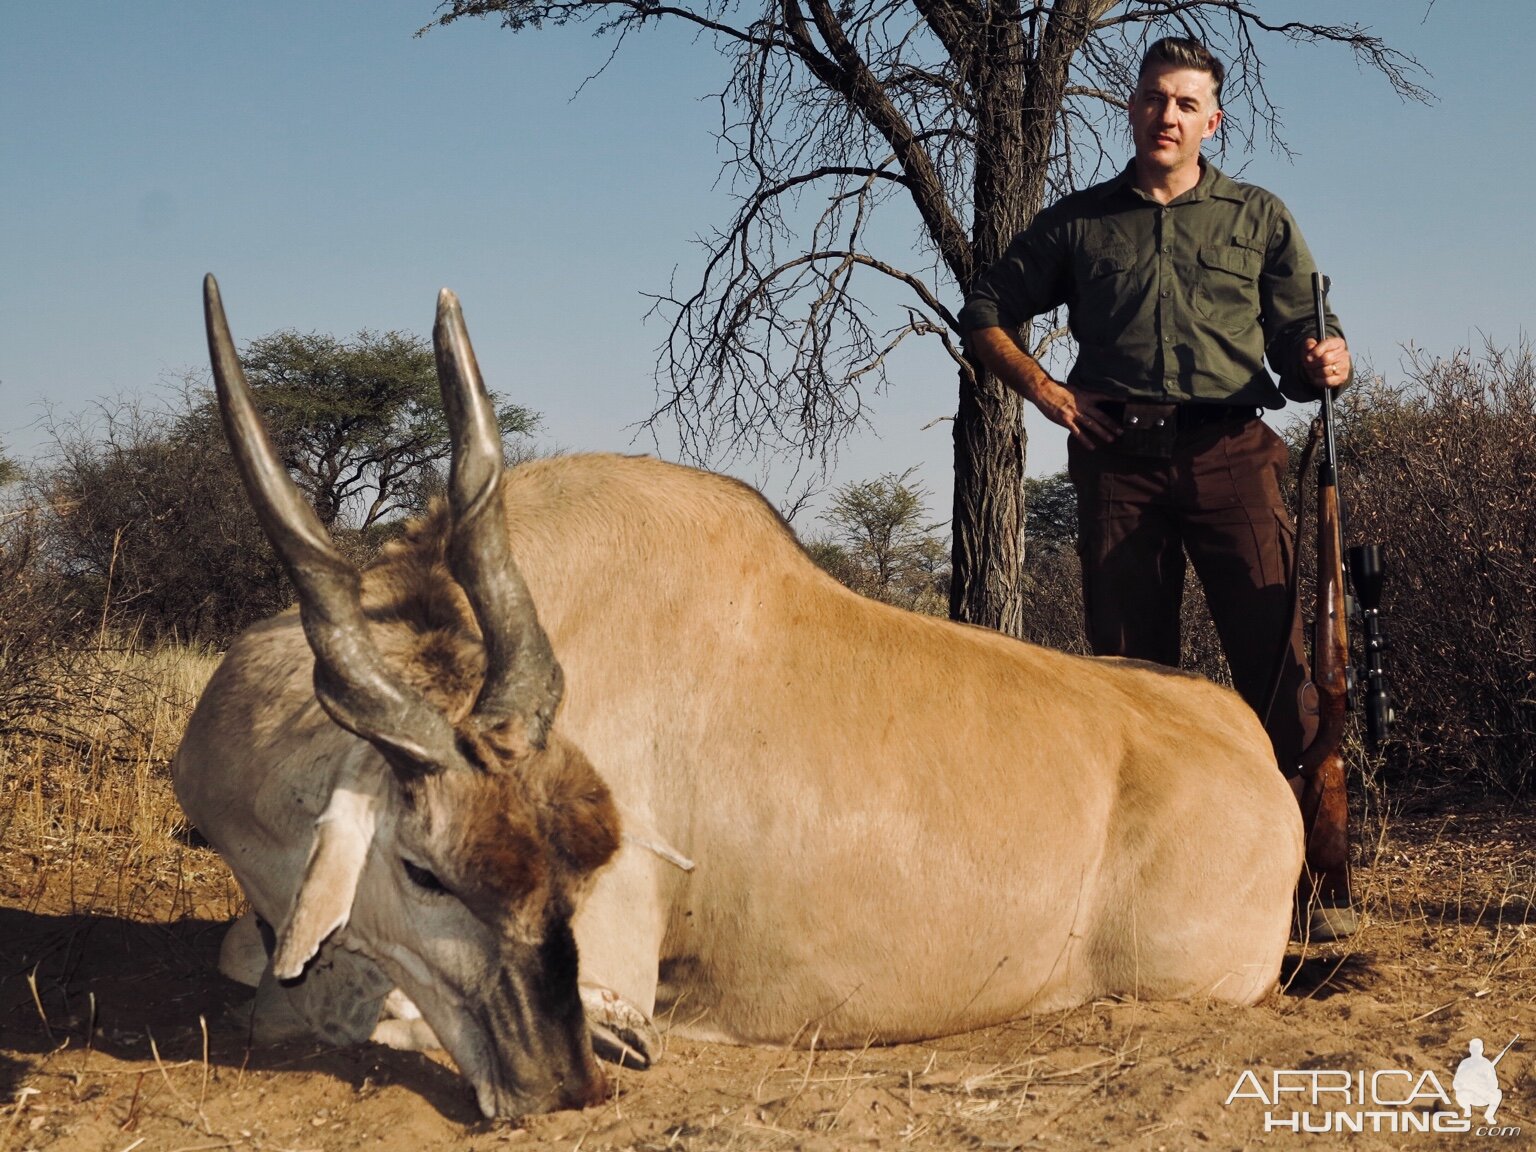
top-left (0, 907), bottom-right (480, 1123)
top-left (1280, 950), bottom-right (1375, 1000)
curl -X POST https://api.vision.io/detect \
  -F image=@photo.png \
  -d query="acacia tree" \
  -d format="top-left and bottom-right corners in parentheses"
top-left (1021, 470), bottom-right (1077, 552)
top-left (238, 329), bottom-right (538, 530)
top-left (814, 466), bottom-right (949, 607)
top-left (38, 334), bottom-right (540, 643)
top-left (429, 0), bottom-right (1424, 636)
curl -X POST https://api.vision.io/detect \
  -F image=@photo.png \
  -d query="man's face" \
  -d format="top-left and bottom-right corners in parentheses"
top-left (1130, 64), bottom-right (1222, 175)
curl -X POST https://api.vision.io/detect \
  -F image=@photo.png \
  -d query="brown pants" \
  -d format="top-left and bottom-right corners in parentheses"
top-left (1067, 416), bottom-right (1317, 774)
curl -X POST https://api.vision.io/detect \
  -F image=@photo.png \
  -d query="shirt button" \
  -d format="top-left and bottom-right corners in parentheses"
top-left (1162, 245), bottom-right (1171, 253)
top-left (1161, 290), bottom-right (1171, 298)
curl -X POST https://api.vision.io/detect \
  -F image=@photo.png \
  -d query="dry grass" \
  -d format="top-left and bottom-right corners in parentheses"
top-left (1, 653), bottom-right (1533, 1150)
top-left (0, 642), bottom-right (227, 921)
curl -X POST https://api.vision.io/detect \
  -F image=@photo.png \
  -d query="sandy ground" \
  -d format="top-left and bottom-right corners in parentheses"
top-left (2, 807), bottom-right (1532, 1152)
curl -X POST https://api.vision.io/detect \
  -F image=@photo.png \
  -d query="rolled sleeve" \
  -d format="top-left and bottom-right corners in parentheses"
top-left (959, 214), bottom-right (1071, 343)
top-left (1262, 207), bottom-right (1347, 402)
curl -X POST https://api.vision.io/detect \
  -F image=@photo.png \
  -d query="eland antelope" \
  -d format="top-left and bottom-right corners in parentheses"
top-left (174, 276), bottom-right (1304, 1121)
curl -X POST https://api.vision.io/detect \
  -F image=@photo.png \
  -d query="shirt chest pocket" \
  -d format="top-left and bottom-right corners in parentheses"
top-left (1073, 244), bottom-right (1138, 343)
top-left (1194, 241), bottom-right (1263, 331)
top-left (1087, 245), bottom-right (1135, 280)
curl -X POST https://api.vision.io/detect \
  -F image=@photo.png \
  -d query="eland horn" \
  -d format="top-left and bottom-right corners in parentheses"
top-left (203, 273), bottom-right (464, 780)
top-left (433, 289), bottom-right (563, 750)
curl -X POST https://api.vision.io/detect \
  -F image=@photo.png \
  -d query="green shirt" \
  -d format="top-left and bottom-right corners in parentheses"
top-left (959, 161), bottom-right (1344, 407)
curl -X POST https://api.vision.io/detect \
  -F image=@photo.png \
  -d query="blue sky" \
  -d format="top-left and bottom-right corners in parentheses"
top-left (3, 1), bottom-right (1532, 526)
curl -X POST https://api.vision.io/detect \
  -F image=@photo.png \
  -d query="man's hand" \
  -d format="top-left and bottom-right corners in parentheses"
top-left (966, 326), bottom-right (1119, 449)
top-left (1031, 379), bottom-right (1120, 449)
top-left (1302, 336), bottom-right (1351, 391)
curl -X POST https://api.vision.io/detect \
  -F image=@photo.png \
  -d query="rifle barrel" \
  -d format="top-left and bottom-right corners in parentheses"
top-left (1314, 273), bottom-right (1339, 486)
top-left (1491, 1034), bottom-right (1519, 1066)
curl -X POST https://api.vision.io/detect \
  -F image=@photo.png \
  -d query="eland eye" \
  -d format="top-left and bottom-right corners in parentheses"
top-left (402, 858), bottom-right (449, 894)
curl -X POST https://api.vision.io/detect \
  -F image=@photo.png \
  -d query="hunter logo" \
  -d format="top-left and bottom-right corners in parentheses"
top-left (1453, 1038), bottom-right (1512, 1125)
top-left (1225, 1035), bottom-right (1520, 1136)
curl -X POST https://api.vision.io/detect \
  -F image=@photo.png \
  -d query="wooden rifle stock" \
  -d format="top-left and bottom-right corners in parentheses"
top-left (1298, 272), bottom-right (1354, 925)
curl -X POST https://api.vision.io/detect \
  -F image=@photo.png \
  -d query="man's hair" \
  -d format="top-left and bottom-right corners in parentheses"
top-left (1138, 37), bottom-right (1225, 105)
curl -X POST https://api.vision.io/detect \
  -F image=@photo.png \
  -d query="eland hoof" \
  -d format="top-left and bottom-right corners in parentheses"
top-left (581, 984), bottom-right (658, 1069)
top-left (1306, 904), bottom-right (1359, 942)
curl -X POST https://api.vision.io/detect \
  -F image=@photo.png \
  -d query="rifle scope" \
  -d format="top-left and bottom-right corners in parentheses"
top-left (1347, 543), bottom-right (1393, 750)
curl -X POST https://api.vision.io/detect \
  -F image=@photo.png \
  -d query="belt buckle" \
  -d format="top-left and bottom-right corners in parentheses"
top-left (1116, 401), bottom-right (1178, 458)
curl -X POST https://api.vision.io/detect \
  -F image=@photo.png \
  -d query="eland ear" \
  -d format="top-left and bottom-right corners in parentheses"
top-left (540, 751), bottom-right (622, 876)
top-left (272, 785), bottom-right (381, 979)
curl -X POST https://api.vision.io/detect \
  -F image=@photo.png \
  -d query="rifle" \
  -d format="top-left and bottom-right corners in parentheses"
top-left (1297, 271), bottom-right (1393, 941)
top-left (1491, 1034), bottom-right (1520, 1067)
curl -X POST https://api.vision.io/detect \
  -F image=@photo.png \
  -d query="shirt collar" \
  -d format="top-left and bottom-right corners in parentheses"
top-left (1099, 158), bottom-right (1246, 205)
top-left (1200, 162), bottom-right (1247, 203)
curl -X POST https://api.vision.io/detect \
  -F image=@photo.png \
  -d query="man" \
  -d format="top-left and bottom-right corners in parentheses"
top-left (1452, 1038), bottom-right (1504, 1124)
top-left (959, 37), bottom-right (1350, 791)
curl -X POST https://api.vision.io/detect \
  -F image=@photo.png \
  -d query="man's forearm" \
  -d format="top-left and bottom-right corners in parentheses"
top-left (965, 326), bottom-right (1116, 447)
top-left (967, 326), bottom-right (1057, 403)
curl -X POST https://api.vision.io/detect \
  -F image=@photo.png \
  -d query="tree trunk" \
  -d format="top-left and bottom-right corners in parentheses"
top-left (950, 371), bottom-right (1027, 635)
top-left (948, 0), bottom-right (1098, 636)
top-left (948, 6), bottom-right (1032, 636)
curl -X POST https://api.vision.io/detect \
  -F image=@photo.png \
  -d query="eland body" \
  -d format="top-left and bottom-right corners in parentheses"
top-left (174, 279), bottom-right (1304, 1120)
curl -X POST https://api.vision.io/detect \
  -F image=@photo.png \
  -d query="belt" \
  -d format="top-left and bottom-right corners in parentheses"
top-left (1098, 401), bottom-right (1260, 431)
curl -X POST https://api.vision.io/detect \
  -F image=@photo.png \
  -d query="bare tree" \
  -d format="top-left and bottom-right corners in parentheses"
top-left (428, 0), bottom-right (1426, 636)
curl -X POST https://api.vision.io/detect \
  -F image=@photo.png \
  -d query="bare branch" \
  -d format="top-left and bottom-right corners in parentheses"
top-left (775, 475), bottom-right (826, 523)
top-left (1030, 322), bottom-right (1072, 360)
top-left (846, 310), bottom-right (953, 387)
top-left (778, 250), bottom-right (958, 329)
top-left (1065, 84), bottom-right (1128, 108)
top-left (428, 0), bottom-right (791, 53)
top-left (1095, 1), bottom-right (1432, 103)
